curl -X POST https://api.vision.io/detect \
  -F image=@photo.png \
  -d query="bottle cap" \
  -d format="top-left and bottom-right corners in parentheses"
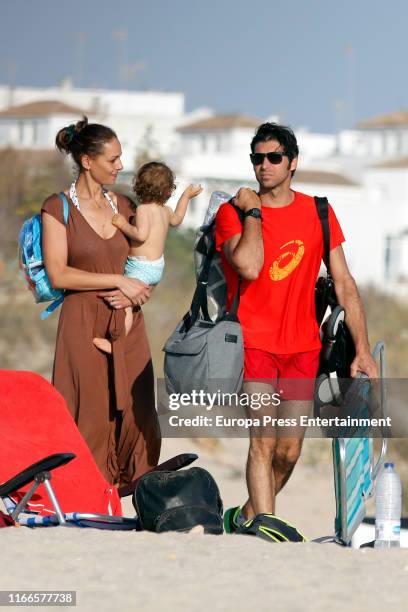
top-left (384, 462), bottom-right (394, 468)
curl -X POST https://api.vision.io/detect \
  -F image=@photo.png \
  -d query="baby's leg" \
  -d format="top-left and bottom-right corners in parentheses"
top-left (93, 306), bottom-right (134, 354)
top-left (93, 337), bottom-right (113, 354)
top-left (124, 306), bottom-right (133, 336)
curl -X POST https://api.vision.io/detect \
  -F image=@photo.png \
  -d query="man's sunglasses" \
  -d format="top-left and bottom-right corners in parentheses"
top-left (250, 152), bottom-right (287, 165)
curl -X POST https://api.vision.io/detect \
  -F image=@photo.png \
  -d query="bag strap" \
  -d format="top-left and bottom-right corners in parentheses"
top-left (314, 196), bottom-right (331, 276)
top-left (58, 192), bottom-right (70, 225)
top-left (314, 196), bottom-right (339, 313)
top-left (40, 295), bottom-right (65, 321)
top-left (225, 280), bottom-right (241, 321)
top-left (223, 201), bottom-right (243, 320)
top-left (41, 193), bottom-right (69, 321)
top-left (196, 200), bottom-right (244, 286)
top-left (184, 200), bottom-right (243, 330)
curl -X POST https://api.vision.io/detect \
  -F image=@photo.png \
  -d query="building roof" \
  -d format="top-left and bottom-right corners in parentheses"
top-left (0, 100), bottom-right (87, 118)
top-left (177, 113), bottom-right (261, 132)
top-left (357, 110), bottom-right (408, 129)
top-left (371, 157), bottom-right (408, 169)
top-left (293, 170), bottom-right (358, 186)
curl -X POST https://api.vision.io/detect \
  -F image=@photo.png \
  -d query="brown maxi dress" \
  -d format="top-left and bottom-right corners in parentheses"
top-left (41, 192), bottom-right (161, 486)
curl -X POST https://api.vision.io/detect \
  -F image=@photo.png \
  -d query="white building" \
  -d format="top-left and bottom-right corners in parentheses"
top-left (175, 110), bottom-right (408, 291)
top-left (0, 82), bottom-right (187, 170)
top-left (1, 81), bottom-right (408, 293)
top-left (0, 100), bottom-right (90, 150)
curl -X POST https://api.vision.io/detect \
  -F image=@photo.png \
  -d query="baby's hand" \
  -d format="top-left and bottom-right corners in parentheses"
top-left (112, 213), bottom-right (127, 229)
top-left (184, 184), bottom-right (203, 199)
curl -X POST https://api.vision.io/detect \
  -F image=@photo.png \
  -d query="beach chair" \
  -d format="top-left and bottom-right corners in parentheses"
top-left (0, 370), bottom-right (197, 529)
top-left (331, 341), bottom-right (388, 545)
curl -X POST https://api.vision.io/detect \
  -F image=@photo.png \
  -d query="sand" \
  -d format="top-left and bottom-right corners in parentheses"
top-left (1, 438), bottom-right (408, 612)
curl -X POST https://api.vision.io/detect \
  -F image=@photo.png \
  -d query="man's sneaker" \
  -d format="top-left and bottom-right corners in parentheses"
top-left (236, 513), bottom-right (307, 543)
top-left (223, 506), bottom-right (245, 533)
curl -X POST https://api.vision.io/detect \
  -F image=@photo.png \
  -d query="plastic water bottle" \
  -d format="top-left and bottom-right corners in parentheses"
top-left (202, 191), bottom-right (231, 227)
top-left (374, 462), bottom-right (402, 548)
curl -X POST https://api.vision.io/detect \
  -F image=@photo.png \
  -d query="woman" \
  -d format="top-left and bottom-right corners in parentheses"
top-left (42, 117), bottom-right (161, 486)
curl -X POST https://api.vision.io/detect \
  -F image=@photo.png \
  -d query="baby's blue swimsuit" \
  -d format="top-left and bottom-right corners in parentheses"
top-left (124, 254), bottom-right (165, 285)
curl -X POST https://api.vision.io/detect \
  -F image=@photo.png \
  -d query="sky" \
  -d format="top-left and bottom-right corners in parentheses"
top-left (1, 0), bottom-right (407, 133)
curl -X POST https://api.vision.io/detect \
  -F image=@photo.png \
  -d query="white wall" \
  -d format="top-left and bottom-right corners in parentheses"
top-left (292, 180), bottom-right (384, 286)
top-left (296, 129), bottom-right (337, 161)
top-left (0, 85), bottom-right (184, 117)
top-left (0, 113), bottom-right (91, 149)
top-left (0, 84), bottom-right (186, 172)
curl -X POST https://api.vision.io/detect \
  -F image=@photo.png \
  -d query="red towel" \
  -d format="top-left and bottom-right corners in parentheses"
top-left (0, 371), bottom-right (122, 517)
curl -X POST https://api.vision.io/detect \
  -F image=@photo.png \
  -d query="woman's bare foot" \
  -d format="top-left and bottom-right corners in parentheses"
top-left (93, 338), bottom-right (113, 354)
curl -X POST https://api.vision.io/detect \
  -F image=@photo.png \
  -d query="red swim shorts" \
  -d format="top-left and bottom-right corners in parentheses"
top-left (244, 347), bottom-right (321, 400)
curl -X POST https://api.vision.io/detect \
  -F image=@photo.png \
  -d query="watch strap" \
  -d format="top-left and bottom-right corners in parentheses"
top-left (244, 208), bottom-right (263, 220)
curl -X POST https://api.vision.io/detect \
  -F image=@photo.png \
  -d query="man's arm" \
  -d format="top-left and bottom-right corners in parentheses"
top-left (330, 245), bottom-right (377, 377)
top-left (222, 188), bottom-right (264, 281)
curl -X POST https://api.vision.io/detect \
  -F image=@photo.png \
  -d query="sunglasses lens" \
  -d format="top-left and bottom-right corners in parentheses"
top-left (267, 153), bottom-right (284, 164)
top-left (250, 153), bottom-right (264, 165)
top-left (250, 152), bottom-right (285, 165)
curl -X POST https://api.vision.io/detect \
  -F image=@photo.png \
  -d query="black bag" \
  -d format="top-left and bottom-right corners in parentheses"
top-left (133, 467), bottom-right (224, 534)
top-left (314, 197), bottom-right (356, 409)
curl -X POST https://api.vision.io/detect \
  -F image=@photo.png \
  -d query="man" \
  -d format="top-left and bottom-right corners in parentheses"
top-left (215, 122), bottom-right (377, 530)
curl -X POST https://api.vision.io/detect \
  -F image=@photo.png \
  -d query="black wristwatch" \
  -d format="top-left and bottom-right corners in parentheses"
top-left (244, 208), bottom-right (263, 221)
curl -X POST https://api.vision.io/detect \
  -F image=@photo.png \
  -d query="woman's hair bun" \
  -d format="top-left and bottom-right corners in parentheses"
top-left (55, 116), bottom-right (89, 153)
top-left (74, 116), bottom-right (88, 134)
top-left (55, 116), bottom-right (117, 169)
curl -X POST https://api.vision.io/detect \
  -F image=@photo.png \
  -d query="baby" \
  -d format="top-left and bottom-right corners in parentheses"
top-left (93, 161), bottom-right (202, 353)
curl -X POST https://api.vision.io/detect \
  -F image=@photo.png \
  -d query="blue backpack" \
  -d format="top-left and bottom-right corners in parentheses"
top-left (19, 192), bottom-right (69, 320)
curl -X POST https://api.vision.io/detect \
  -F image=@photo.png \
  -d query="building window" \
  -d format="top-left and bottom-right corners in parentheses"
top-left (201, 134), bottom-right (207, 153)
top-left (32, 122), bottom-right (38, 144)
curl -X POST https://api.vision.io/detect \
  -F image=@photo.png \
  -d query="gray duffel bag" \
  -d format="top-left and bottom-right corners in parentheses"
top-left (163, 247), bottom-right (243, 396)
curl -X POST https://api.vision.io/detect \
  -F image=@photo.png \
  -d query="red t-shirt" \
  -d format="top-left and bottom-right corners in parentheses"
top-left (215, 191), bottom-right (345, 354)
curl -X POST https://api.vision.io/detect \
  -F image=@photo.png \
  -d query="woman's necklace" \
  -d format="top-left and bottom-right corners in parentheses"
top-left (69, 181), bottom-right (118, 214)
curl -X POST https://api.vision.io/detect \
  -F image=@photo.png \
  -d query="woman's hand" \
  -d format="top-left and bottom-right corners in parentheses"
top-left (98, 290), bottom-right (133, 309)
top-left (98, 278), bottom-right (151, 308)
top-left (119, 277), bottom-right (151, 304)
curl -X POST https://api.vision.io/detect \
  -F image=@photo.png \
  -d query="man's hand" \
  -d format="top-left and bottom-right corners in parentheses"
top-left (234, 188), bottom-right (261, 212)
top-left (350, 350), bottom-right (378, 378)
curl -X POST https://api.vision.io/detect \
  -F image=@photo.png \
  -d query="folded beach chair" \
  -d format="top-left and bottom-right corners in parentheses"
top-left (331, 341), bottom-right (388, 545)
top-left (0, 370), bottom-right (197, 529)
